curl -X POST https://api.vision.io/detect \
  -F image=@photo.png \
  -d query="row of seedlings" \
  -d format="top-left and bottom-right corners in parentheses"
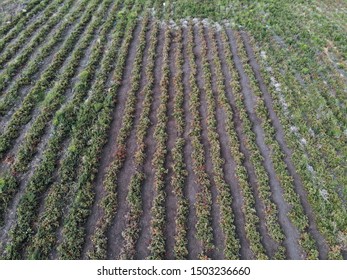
top-left (1, 0), bottom-right (107, 260)
top-left (196, 23), bottom-right (240, 259)
top-left (255, 39), bottom-right (346, 259)
top-left (0, 0), bottom-right (103, 159)
top-left (25, 1), bottom-right (132, 260)
top-left (0, 0), bottom-right (76, 94)
top-left (0, 0), bottom-right (68, 70)
top-left (0, 0), bottom-right (89, 112)
top-left (171, 26), bottom-right (189, 260)
top-left (0, 0), bottom-right (51, 54)
top-left (87, 10), bottom-right (148, 260)
top-left (205, 21), bottom-right (274, 259)
top-left (0, 0), bottom-right (100, 227)
top-left (57, 3), bottom-right (143, 259)
top-left (227, 28), bottom-right (295, 258)
top-left (219, 28), bottom-right (286, 259)
top-left (147, 25), bottom-right (171, 260)
top-left (186, 22), bottom-right (214, 259)
top-left (11, 0), bottom-right (116, 174)
top-left (0, 1), bottom-right (103, 223)
top-left (0, 0), bottom-right (45, 37)
top-left (118, 17), bottom-right (158, 260)
top-left (85, 7), bottom-right (144, 261)
top-left (234, 31), bottom-right (320, 259)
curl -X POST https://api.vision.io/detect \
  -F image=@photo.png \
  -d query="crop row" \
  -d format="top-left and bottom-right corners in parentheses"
top-left (0, 0), bottom-right (100, 227)
top-left (55, 1), bottom-right (139, 260)
top-left (13, 1), bottom-right (115, 175)
top-left (1, 0), bottom-right (113, 260)
top-left (197, 23), bottom-right (240, 259)
top-left (11, 0), bottom-right (115, 175)
top-left (211, 25), bottom-right (281, 259)
top-left (25, 0), bottom-right (126, 259)
top-left (0, 0), bottom-right (102, 160)
top-left (171, 27), bottom-right (189, 259)
top-left (0, 0), bottom-right (45, 38)
top-left (0, 0), bottom-right (69, 74)
top-left (147, 26), bottom-right (171, 260)
top-left (228, 28), bottom-right (301, 258)
top-left (186, 22), bottom-right (213, 259)
top-left (219, 28), bottom-right (286, 259)
top-left (234, 31), bottom-right (320, 259)
top-left (93, 12), bottom-right (149, 259)
top-left (119, 15), bottom-right (157, 260)
top-left (56, 1), bottom-right (142, 260)
top-left (229, 0), bottom-right (346, 258)
top-left (0, 0), bottom-right (51, 54)
top-left (25, 0), bottom-right (132, 260)
top-left (0, 0), bottom-right (89, 114)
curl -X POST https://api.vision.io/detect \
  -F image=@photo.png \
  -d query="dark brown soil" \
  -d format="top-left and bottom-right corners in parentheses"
top-left (240, 31), bottom-right (329, 259)
top-left (134, 24), bottom-right (165, 260)
top-left (181, 25), bottom-right (202, 260)
top-left (226, 28), bottom-right (304, 260)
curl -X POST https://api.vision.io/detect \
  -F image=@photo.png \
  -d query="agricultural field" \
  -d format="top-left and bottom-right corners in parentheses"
top-left (0, 0), bottom-right (346, 260)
